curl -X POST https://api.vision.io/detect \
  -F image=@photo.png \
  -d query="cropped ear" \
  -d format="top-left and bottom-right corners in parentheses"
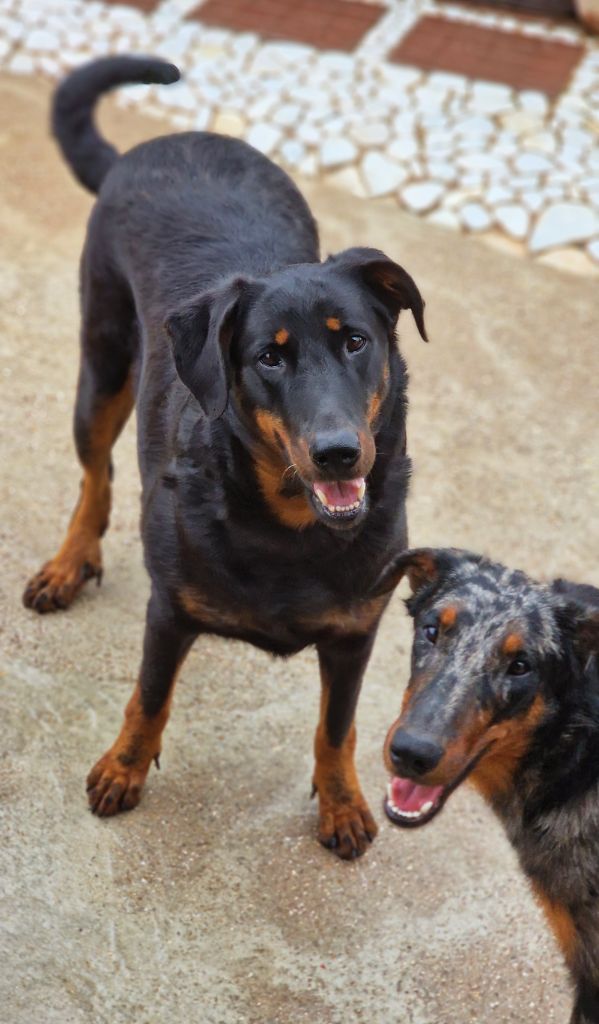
top-left (326, 246), bottom-right (428, 342)
top-left (371, 547), bottom-right (477, 598)
top-left (164, 276), bottom-right (248, 419)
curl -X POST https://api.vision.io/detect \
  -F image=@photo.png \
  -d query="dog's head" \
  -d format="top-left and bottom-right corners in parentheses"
top-left (165, 247), bottom-right (427, 531)
top-left (372, 548), bottom-right (599, 827)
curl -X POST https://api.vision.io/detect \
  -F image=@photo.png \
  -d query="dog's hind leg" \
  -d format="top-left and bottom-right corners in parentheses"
top-left (312, 632), bottom-right (379, 859)
top-left (86, 593), bottom-right (197, 816)
top-left (23, 262), bottom-right (136, 613)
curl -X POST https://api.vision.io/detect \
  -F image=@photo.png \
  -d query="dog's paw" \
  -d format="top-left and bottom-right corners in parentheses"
top-left (23, 547), bottom-right (102, 613)
top-left (86, 751), bottom-right (149, 817)
top-left (317, 793), bottom-right (378, 860)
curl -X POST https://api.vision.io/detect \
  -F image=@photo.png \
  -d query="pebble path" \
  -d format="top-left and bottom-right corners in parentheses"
top-left (2, 0), bottom-right (599, 274)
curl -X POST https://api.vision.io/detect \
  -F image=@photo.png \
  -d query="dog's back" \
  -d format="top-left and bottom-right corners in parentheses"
top-left (52, 56), bottom-right (319, 310)
top-left (94, 132), bottom-right (319, 311)
top-left (52, 55), bottom-right (180, 193)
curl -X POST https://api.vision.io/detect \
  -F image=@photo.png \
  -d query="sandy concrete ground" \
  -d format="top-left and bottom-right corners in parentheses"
top-left (1, 74), bottom-right (598, 1024)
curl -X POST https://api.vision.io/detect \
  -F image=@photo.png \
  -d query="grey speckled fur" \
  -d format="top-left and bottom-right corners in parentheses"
top-left (377, 548), bottom-right (599, 1024)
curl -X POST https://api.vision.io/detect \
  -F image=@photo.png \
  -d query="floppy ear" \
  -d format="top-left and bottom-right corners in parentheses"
top-left (552, 581), bottom-right (599, 664)
top-left (553, 603), bottom-right (599, 688)
top-left (164, 277), bottom-right (248, 419)
top-left (577, 611), bottom-right (599, 657)
top-left (371, 548), bottom-right (446, 597)
top-left (327, 246), bottom-right (428, 342)
top-left (371, 547), bottom-right (477, 598)
top-left (567, 605), bottom-right (599, 668)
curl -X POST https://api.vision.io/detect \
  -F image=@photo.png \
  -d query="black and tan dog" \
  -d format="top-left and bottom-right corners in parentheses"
top-left (375, 547), bottom-right (599, 1020)
top-left (22, 57), bottom-right (428, 859)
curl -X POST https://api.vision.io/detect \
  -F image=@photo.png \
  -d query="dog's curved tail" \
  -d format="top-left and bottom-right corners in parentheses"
top-left (52, 55), bottom-right (180, 194)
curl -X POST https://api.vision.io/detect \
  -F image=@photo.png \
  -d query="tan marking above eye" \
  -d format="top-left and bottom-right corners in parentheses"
top-left (274, 328), bottom-right (289, 345)
top-left (326, 317), bottom-right (341, 331)
top-left (440, 606), bottom-right (457, 628)
top-left (503, 632), bottom-right (524, 655)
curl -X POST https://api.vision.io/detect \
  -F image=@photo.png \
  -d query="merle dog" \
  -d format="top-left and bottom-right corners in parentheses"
top-left (375, 547), bottom-right (599, 1020)
top-left (22, 56), bottom-right (428, 859)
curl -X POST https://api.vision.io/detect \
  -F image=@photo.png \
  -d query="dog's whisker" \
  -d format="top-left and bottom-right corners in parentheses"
top-left (282, 463), bottom-right (299, 481)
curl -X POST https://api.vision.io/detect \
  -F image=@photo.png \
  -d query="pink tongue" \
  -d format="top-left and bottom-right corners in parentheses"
top-left (315, 478), bottom-right (362, 507)
top-left (391, 776), bottom-right (445, 813)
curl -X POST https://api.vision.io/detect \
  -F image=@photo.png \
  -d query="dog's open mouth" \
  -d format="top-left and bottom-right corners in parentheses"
top-left (311, 477), bottom-right (366, 523)
top-left (384, 743), bottom-right (493, 828)
top-left (384, 777), bottom-right (447, 827)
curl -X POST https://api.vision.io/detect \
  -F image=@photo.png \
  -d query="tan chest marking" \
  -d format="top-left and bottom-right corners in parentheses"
top-left (531, 881), bottom-right (578, 968)
top-left (179, 588), bottom-right (259, 631)
top-left (299, 595), bottom-right (388, 636)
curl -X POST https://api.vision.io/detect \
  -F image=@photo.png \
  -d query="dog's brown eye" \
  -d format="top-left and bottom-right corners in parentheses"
top-left (507, 657), bottom-right (531, 676)
top-left (346, 334), bottom-right (367, 354)
top-left (423, 624), bottom-right (438, 644)
top-left (258, 349), bottom-right (284, 369)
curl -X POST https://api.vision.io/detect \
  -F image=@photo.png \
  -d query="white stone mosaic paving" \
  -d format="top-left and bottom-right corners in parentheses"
top-left (2, 0), bottom-right (599, 273)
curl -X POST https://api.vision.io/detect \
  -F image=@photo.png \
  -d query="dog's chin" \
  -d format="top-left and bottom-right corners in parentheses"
top-left (308, 477), bottom-right (368, 531)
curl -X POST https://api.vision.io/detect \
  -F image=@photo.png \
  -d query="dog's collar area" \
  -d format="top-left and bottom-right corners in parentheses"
top-left (311, 477), bottom-right (366, 521)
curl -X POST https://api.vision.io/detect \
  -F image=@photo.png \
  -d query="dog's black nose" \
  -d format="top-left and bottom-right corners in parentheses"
top-left (310, 432), bottom-right (360, 474)
top-left (389, 729), bottom-right (443, 778)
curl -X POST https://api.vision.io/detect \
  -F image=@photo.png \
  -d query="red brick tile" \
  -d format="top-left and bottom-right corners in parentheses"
top-left (438, 0), bottom-right (575, 15)
top-left (388, 15), bottom-right (584, 96)
top-left (187, 0), bottom-right (385, 51)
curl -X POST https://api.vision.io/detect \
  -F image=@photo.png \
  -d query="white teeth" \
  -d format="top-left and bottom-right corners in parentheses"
top-left (314, 492), bottom-right (362, 514)
top-left (385, 784), bottom-right (434, 820)
top-left (313, 480), bottom-right (367, 515)
top-left (387, 804), bottom-right (426, 820)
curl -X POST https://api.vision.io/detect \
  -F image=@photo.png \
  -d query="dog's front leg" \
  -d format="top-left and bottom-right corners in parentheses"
top-left (86, 592), bottom-right (197, 816)
top-left (571, 978), bottom-right (599, 1024)
top-left (313, 631), bottom-right (379, 859)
